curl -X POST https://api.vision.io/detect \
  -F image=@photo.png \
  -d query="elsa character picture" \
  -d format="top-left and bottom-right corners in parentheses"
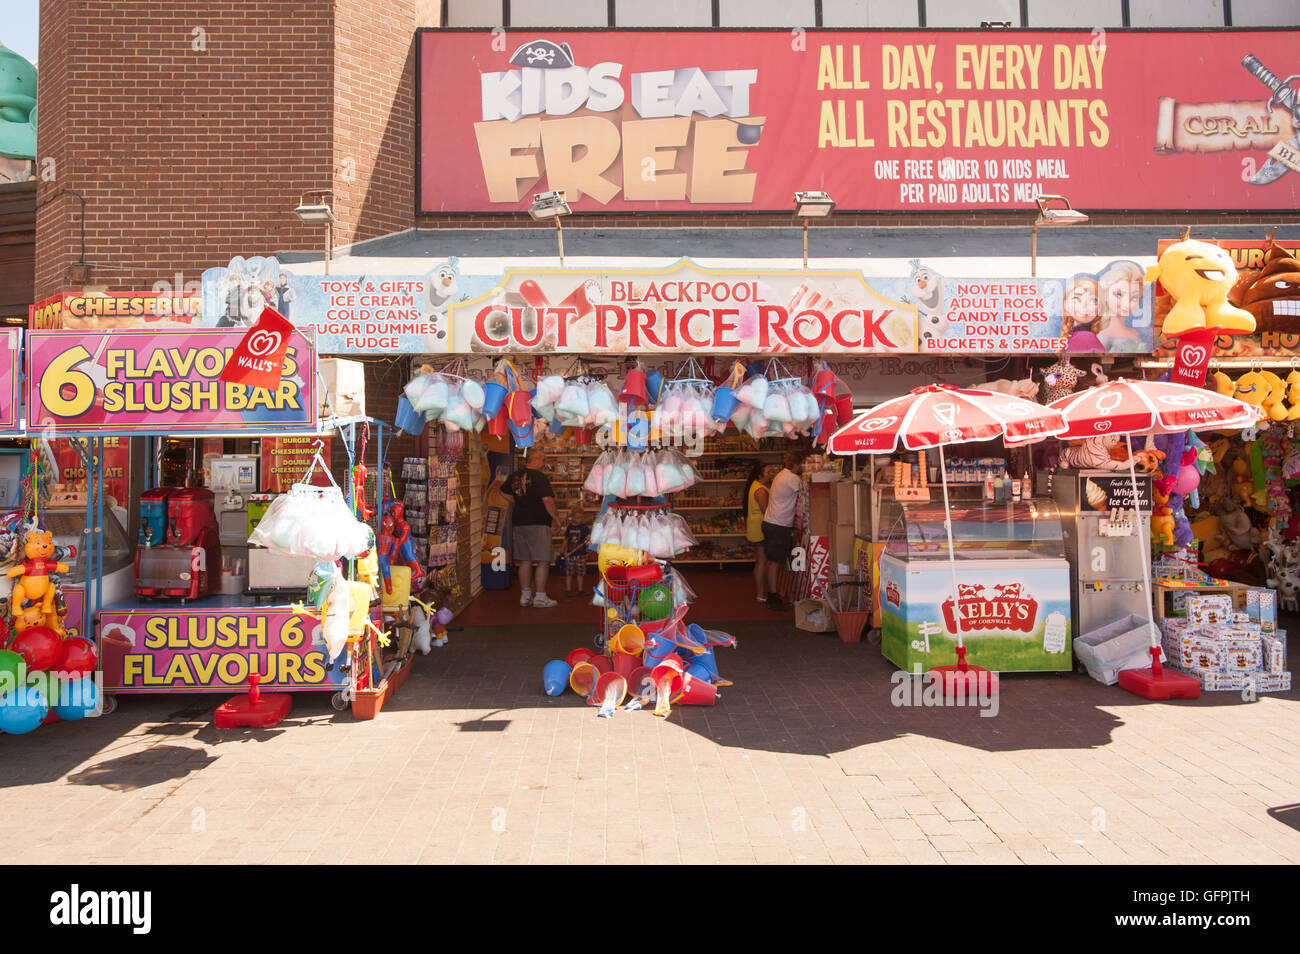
top-left (1096, 260), bottom-right (1146, 353)
top-left (1062, 275), bottom-right (1104, 353)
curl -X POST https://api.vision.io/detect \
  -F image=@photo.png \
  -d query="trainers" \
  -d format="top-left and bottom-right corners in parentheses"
top-left (765, 594), bottom-right (788, 612)
top-left (532, 594), bottom-right (557, 608)
top-left (519, 590), bottom-right (533, 607)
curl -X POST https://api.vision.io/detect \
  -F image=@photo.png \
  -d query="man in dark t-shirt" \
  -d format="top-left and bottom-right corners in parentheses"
top-left (503, 448), bottom-right (559, 607)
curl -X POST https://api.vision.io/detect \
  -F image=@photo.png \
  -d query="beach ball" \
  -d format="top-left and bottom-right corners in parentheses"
top-left (637, 583), bottom-right (673, 622)
top-left (52, 675), bottom-right (100, 721)
top-left (0, 686), bottom-right (47, 734)
top-left (0, 649), bottom-right (23, 685)
top-left (11, 626), bottom-right (62, 672)
top-left (58, 637), bottom-right (97, 677)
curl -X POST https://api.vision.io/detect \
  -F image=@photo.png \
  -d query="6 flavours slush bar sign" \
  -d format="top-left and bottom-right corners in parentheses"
top-left (27, 329), bottom-right (317, 434)
top-left (417, 29), bottom-right (1300, 213)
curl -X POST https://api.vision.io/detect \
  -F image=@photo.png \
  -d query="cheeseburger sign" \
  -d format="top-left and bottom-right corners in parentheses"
top-left (449, 259), bottom-right (916, 354)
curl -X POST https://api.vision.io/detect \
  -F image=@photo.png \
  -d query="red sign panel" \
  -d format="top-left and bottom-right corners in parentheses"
top-left (418, 29), bottom-right (1300, 214)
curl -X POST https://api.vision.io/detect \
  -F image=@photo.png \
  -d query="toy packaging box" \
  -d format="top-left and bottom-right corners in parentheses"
top-left (1186, 595), bottom-right (1233, 627)
top-left (1246, 587), bottom-right (1277, 635)
top-left (1160, 618), bottom-right (1290, 692)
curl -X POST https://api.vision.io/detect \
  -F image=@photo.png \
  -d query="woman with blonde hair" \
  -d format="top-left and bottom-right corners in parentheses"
top-left (1063, 275), bottom-right (1104, 353)
top-left (1097, 261), bottom-right (1145, 353)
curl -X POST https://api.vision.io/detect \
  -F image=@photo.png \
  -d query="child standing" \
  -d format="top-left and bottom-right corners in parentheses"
top-left (562, 506), bottom-right (591, 597)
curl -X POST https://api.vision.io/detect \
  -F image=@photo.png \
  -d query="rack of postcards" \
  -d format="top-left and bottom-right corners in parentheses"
top-left (425, 447), bottom-right (461, 568)
top-left (400, 456), bottom-right (430, 568)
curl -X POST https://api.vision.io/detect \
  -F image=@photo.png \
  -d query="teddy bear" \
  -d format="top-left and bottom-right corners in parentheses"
top-left (1151, 487), bottom-right (1175, 548)
top-left (1214, 497), bottom-right (1262, 552)
top-left (1230, 457), bottom-right (1255, 509)
top-left (6, 530), bottom-right (69, 635)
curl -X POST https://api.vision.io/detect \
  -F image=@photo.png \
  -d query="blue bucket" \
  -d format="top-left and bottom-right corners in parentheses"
top-left (548, 416), bottom-right (566, 435)
top-left (711, 386), bottom-right (739, 422)
top-left (543, 660), bottom-right (571, 696)
top-left (683, 646), bottom-right (718, 680)
top-left (394, 395), bottom-right (426, 434)
top-left (482, 380), bottom-right (508, 417)
top-left (626, 411), bottom-right (648, 450)
top-left (509, 418), bottom-right (534, 448)
top-left (646, 368), bottom-right (665, 404)
top-left (685, 660), bottom-right (716, 685)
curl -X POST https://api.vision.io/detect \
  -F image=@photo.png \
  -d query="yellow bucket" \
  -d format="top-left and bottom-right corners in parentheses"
top-left (613, 623), bottom-right (645, 655)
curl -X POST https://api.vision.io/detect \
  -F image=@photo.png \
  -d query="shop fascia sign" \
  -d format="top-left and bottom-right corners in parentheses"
top-left (447, 258), bottom-right (916, 355)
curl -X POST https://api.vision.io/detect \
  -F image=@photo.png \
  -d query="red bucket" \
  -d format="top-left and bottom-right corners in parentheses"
top-left (506, 389), bottom-right (533, 426)
top-left (651, 655), bottom-right (685, 697)
top-left (565, 647), bottom-right (594, 669)
top-left (620, 369), bottom-right (648, 405)
top-left (675, 672), bottom-right (717, 706)
top-left (835, 393), bottom-right (854, 426)
top-left (488, 406), bottom-right (508, 436)
top-left (575, 426), bottom-right (594, 446)
top-left (812, 368), bottom-right (836, 399)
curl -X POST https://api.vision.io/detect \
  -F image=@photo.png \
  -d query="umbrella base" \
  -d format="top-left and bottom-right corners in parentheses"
top-left (1117, 666), bottom-right (1200, 700)
top-left (929, 664), bottom-right (999, 699)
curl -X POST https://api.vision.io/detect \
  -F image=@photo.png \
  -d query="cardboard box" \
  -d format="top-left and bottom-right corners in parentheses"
top-left (1187, 594), bottom-right (1232, 626)
top-left (1218, 639), bottom-right (1263, 672)
top-left (1189, 668), bottom-right (1248, 692)
top-left (1247, 587), bottom-right (1277, 634)
top-left (1262, 635), bottom-right (1287, 674)
top-left (832, 522), bottom-right (856, 569)
top-left (318, 357), bottom-right (366, 419)
top-left (795, 598), bottom-right (837, 633)
top-left (1249, 671), bottom-right (1292, 693)
top-left (807, 482), bottom-right (833, 536)
top-left (1163, 633), bottom-right (1224, 672)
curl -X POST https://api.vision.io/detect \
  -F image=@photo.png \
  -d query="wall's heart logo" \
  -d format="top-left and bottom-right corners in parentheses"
top-left (1179, 344), bottom-right (1208, 367)
top-left (855, 416), bottom-right (897, 433)
top-left (246, 330), bottom-right (282, 357)
top-left (1093, 420), bottom-right (1113, 432)
top-left (1158, 392), bottom-right (1209, 408)
top-left (993, 403), bottom-right (1030, 416)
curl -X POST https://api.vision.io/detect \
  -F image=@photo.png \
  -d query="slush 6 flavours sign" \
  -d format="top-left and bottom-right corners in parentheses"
top-left (418, 30), bottom-right (1300, 213)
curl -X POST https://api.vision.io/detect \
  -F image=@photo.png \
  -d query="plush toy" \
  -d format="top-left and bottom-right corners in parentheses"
top-left (1233, 370), bottom-right (1272, 411)
top-left (1131, 447), bottom-right (1166, 477)
top-left (1145, 238), bottom-right (1256, 337)
top-left (1151, 488), bottom-right (1175, 547)
top-left (1286, 371), bottom-right (1300, 421)
top-left (1214, 497), bottom-right (1262, 552)
top-left (1058, 434), bottom-right (1130, 471)
top-left (974, 377), bottom-right (1037, 400)
top-left (1237, 240), bottom-right (1300, 334)
top-left (7, 530), bottom-right (69, 636)
top-left (1230, 457), bottom-right (1255, 509)
top-left (1040, 360), bottom-right (1083, 404)
top-left (1211, 370), bottom-right (1235, 397)
top-left (1259, 370), bottom-right (1289, 422)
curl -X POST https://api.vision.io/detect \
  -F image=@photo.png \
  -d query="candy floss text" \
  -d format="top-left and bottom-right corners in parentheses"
top-left (474, 43), bottom-right (764, 205)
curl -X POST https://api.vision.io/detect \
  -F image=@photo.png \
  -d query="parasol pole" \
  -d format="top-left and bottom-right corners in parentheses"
top-left (1126, 434), bottom-right (1162, 674)
top-left (937, 444), bottom-right (967, 671)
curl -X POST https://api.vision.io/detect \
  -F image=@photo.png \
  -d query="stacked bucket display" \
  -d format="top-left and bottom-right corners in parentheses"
top-left (543, 362), bottom-right (738, 717)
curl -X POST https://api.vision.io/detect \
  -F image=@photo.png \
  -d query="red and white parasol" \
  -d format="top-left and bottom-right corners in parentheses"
top-left (1046, 378), bottom-right (1261, 439)
top-left (1048, 378), bottom-right (1259, 700)
top-left (828, 384), bottom-right (1067, 695)
top-left (828, 383), bottom-right (1068, 454)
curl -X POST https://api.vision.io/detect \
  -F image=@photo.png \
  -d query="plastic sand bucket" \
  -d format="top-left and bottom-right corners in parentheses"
top-left (833, 608), bottom-right (871, 644)
top-left (613, 652), bottom-right (640, 681)
top-left (685, 650), bottom-right (718, 681)
top-left (626, 412), bottom-right (648, 450)
top-left (543, 660), bottom-right (571, 696)
top-left (565, 647), bottom-right (594, 669)
top-left (613, 623), bottom-right (645, 655)
top-left (548, 416), bottom-right (566, 435)
top-left (483, 380), bottom-right (508, 417)
top-left (394, 395), bottom-right (426, 434)
top-left (835, 393), bottom-right (854, 426)
top-left (651, 655), bottom-right (685, 696)
top-left (488, 407), bottom-right (508, 437)
top-left (620, 369), bottom-right (648, 406)
top-left (506, 389), bottom-right (533, 426)
top-left (575, 426), bottom-right (594, 445)
top-left (646, 369), bottom-right (665, 403)
top-left (509, 418), bottom-right (534, 448)
top-left (623, 563), bottom-right (663, 586)
top-left (569, 660), bottom-right (600, 695)
top-left (628, 665), bottom-right (654, 699)
top-left (710, 386), bottom-right (739, 422)
top-left (812, 368), bottom-right (836, 398)
top-left (676, 672), bottom-right (717, 706)
top-left (589, 654), bottom-right (612, 674)
top-left (594, 671), bottom-right (628, 708)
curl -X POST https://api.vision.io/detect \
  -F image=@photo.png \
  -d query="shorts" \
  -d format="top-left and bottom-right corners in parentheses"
top-left (565, 553), bottom-right (588, 575)
top-left (761, 521), bottom-right (794, 563)
top-left (514, 524), bottom-right (552, 563)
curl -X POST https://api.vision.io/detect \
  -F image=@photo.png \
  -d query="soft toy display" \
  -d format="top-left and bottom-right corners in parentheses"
top-left (1232, 240), bottom-right (1300, 334)
top-left (376, 501), bottom-right (425, 595)
top-left (1058, 434), bottom-right (1131, 471)
top-left (7, 530), bottom-right (69, 636)
top-left (1145, 238), bottom-right (1256, 337)
top-left (1039, 360), bottom-right (1084, 404)
top-left (1151, 488), bottom-right (1175, 548)
top-left (1230, 457), bottom-right (1255, 509)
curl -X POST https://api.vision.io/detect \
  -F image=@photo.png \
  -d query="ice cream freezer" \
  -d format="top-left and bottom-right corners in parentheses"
top-left (877, 497), bottom-right (1073, 673)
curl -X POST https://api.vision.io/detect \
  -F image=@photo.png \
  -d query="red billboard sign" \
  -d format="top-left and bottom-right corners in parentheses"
top-left (418, 29), bottom-right (1299, 214)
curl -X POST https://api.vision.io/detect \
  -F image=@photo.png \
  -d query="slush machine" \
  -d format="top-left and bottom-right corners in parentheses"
top-left (135, 487), bottom-right (222, 599)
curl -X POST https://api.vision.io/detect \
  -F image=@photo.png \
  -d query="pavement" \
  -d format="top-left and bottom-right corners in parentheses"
top-left (2, 600), bottom-right (1299, 865)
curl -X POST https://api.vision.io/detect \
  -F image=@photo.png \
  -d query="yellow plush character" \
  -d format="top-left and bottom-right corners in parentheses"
top-left (1145, 239), bottom-right (1257, 337)
top-left (1233, 370), bottom-right (1270, 409)
top-left (1211, 369), bottom-right (1235, 397)
top-left (1151, 488), bottom-right (1175, 547)
top-left (1231, 457), bottom-right (1254, 508)
top-left (1286, 371), bottom-right (1300, 421)
top-left (1259, 370), bottom-right (1289, 422)
top-left (597, 543), bottom-right (647, 580)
